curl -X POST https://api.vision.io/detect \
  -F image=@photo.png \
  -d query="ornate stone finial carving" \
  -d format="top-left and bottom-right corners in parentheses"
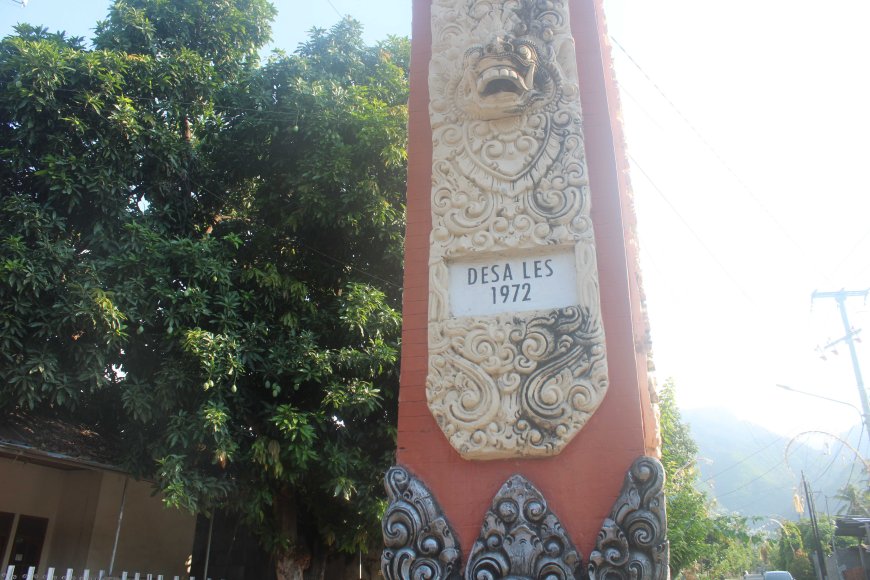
top-left (465, 474), bottom-right (582, 579)
top-left (427, 0), bottom-right (609, 460)
top-left (381, 466), bottom-right (462, 580)
top-left (588, 457), bottom-right (669, 580)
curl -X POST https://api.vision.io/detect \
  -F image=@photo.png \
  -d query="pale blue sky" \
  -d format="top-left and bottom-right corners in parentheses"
top-left (3, 0), bottom-right (869, 447)
top-left (0, 0), bottom-right (412, 51)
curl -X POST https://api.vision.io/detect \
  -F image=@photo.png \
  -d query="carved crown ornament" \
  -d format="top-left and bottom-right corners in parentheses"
top-left (426, 0), bottom-right (609, 459)
top-left (381, 457), bottom-right (669, 580)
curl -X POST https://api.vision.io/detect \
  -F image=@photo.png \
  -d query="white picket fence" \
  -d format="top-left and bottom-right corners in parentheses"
top-left (2, 566), bottom-right (219, 580)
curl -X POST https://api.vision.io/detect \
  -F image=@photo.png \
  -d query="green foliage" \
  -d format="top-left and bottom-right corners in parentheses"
top-left (660, 380), bottom-right (764, 578)
top-left (699, 514), bottom-right (764, 579)
top-left (768, 515), bottom-right (858, 580)
top-left (834, 480), bottom-right (870, 516)
top-left (769, 518), bottom-right (832, 580)
top-left (93, 0), bottom-right (276, 80)
top-left (660, 380), bottom-right (709, 577)
top-left (0, 1), bottom-right (407, 567)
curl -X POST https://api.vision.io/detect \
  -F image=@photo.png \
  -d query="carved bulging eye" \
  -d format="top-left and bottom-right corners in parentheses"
top-left (518, 45), bottom-right (533, 60)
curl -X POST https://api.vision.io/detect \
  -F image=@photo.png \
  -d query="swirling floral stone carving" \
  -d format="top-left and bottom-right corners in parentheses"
top-left (427, 0), bottom-right (609, 459)
top-left (382, 466), bottom-right (462, 580)
top-left (588, 457), bottom-right (669, 580)
top-left (428, 305), bottom-right (607, 459)
top-left (466, 474), bottom-right (582, 579)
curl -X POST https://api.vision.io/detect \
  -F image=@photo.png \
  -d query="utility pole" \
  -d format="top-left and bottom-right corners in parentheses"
top-left (802, 471), bottom-right (828, 580)
top-left (812, 289), bottom-right (870, 437)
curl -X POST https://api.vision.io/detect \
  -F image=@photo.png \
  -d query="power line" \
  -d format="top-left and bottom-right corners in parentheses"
top-left (703, 435), bottom-right (784, 483)
top-left (628, 153), bottom-right (753, 303)
top-left (824, 225), bottom-right (870, 282)
top-left (324, 0), bottom-right (344, 19)
top-left (812, 435), bottom-right (847, 488)
top-left (843, 423), bottom-right (867, 494)
top-left (716, 458), bottom-right (786, 499)
top-left (610, 34), bottom-right (813, 271)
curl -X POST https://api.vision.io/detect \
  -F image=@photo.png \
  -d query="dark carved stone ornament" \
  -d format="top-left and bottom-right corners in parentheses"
top-left (588, 457), bottom-right (669, 580)
top-left (382, 457), bottom-right (668, 580)
top-left (465, 475), bottom-right (581, 580)
top-left (382, 466), bottom-right (463, 580)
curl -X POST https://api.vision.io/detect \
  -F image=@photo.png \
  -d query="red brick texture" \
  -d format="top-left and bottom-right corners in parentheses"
top-left (395, 0), bottom-right (655, 560)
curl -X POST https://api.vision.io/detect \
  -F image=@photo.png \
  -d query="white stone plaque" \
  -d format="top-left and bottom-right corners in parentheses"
top-left (448, 250), bottom-right (579, 317)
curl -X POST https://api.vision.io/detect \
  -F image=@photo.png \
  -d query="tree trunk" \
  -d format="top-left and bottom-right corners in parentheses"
top-left (275, 550), bottom-right (309, 580)
top-left (273, 491), bottom-right (310, 580)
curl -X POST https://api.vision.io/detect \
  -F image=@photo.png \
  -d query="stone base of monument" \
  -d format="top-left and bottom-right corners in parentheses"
top-left (381, 456), bottom-right (668, 580)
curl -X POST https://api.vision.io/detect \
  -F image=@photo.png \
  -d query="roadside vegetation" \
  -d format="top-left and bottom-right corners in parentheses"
top-left (0, 2), bottom-right (408, 576)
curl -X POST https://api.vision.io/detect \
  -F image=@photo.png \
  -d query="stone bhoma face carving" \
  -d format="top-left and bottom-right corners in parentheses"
top-left (427, 0), bottom-right (608, 459)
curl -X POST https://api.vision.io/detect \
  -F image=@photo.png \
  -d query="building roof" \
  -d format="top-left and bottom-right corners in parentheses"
top-left (836, 517), bottom-right (870, 538)
top-left (0, 411), bottom-right (125, 472)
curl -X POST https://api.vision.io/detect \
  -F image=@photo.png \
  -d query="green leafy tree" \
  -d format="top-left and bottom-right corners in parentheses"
top-left (660, 380), bottom-right (763, 578)
top-left (660, 380), bottom-right (713, 577)
top-left (774, 520), bottom-right (811, 580)
top-left (770, 518), bottom-right (839, 580)
top-left (700, 514), bottom-right (764, 579)
top-left (0, 3), bottom-right (407, 577)
top-left (834, 480), bottom-right (870, 516)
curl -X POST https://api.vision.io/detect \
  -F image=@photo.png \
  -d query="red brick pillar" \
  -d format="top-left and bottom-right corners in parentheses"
top-left (384, 1), bottom-right (665, 578)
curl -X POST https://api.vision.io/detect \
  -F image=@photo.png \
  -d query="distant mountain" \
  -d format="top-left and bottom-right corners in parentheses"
top-left (680, 408), bottom-right (863, 521)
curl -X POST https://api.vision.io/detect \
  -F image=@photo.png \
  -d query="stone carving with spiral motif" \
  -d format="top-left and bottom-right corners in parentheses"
top-left (427, 0), bottom-right (608, 459)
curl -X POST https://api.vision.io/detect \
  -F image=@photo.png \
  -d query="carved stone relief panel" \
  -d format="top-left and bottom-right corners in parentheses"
top-left (465, 474), bottom-right (582, 579)
top-left (427, 0), bottom-right (608, 459)
top-left (382, 466), bottom-right (463, 580)
top-left (588, 457), bottom-right (669, 580)
top-left (381, 458), bottom-right (669, 580)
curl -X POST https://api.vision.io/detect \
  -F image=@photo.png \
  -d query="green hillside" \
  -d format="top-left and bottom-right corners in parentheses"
top-left (681, 408), bottom-right (865, 521)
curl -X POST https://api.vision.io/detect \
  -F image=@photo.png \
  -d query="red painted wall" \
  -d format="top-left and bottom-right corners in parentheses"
top-left (396, 0), bottom-right (655, 560)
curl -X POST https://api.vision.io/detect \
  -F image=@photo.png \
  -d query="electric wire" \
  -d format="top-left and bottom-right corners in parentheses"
top-left (613, 34), bottom-right (870, 453)
top-left (622, 59), bottom-right (862, 506)
top-left (812, 434), bottom-right (846, 488)
top-left (703, 435), bottom-right (785, 483)
top-left (715, 458), bottom-right (787, 499)
top-left (824, 225), bottom-right (870, 283)
top-left (610, 34), bottom-right (815, 276)
top-left (628, 153), bottom-right (753, 303)
top-left (324, 0), bottom-right (344, 19)
top-left (11, 26), bottom-right (868, 494)
top-left (841, 422), bottom-right (867, 500)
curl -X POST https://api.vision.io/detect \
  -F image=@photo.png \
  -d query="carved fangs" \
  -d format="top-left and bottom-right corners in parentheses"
top-left (477, 63), bottom-right (536, 97)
